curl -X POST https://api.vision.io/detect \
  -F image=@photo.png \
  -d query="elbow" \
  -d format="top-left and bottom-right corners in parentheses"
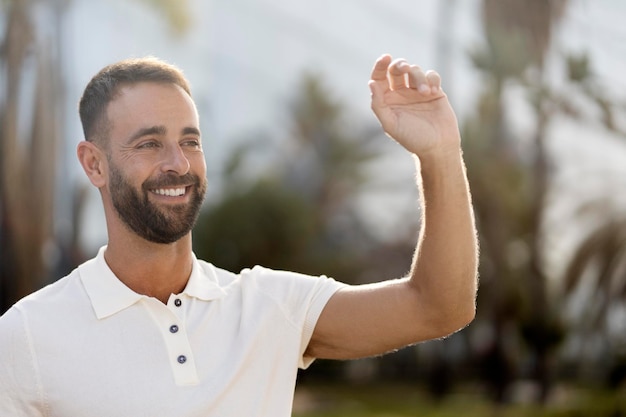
top-left (406, 269), bottom-right (478, 340)
top-left (456, 300), bottom-right (477, 330)
top-left (438, 301), bottom-right (476, 337)
top-left (431, 285), bottom-right (477, 338)
top-left (445, 270), bottom-right (478, 333)
top-left (450, 276), bottom-right (478, 333)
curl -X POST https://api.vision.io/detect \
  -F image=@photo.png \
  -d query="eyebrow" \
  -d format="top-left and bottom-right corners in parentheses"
top-left (182, 127), bottom-right (201, 137)
top-left (125, 125), bottom-right (201, 145)
top-left (125, 125), bottom-right (166, 145)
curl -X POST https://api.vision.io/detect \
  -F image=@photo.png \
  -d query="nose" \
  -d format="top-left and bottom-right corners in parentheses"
top-left (161, 143), bottom-right (190, 175)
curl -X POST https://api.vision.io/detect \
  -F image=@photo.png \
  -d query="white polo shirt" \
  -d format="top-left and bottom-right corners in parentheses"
top-left (0, 247), bottom-right (345, 417)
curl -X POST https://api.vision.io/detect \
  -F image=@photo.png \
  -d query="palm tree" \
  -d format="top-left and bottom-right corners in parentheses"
top-left (562, 216), bottom-right (626, 347)
top-left (555, 57), bottom-right (626, 382)
top-left (464, 0), bottom-right (569, 402)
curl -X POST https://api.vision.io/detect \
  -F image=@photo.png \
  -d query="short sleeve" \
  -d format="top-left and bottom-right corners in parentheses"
top-left (243, 267), bottom-right (346, 369)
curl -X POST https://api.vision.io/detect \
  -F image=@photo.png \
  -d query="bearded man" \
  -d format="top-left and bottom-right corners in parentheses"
top-left (0, 54), bottom-right (478, 416)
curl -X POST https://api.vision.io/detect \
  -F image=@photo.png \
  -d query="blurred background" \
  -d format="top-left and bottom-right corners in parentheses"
top-left (2, 0), bottom-right (626, 415)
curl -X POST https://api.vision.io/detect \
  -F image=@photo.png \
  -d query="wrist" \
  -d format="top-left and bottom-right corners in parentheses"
top-left (414, 144), bottom-right (464, 173)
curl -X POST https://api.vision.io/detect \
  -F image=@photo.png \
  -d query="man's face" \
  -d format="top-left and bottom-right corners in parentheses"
top-left (103, 82), bottom-right (208, 244)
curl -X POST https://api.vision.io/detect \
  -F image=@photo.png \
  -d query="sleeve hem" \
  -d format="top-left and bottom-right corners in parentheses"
top-left (299, 279), bottom-right (347, 369)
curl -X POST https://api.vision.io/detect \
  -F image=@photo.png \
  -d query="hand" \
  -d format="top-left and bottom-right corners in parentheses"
top-left (369, 55), bottom-right (460, 158)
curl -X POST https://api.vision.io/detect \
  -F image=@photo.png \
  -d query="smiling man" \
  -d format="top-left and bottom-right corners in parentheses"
top-left (0, 55), bottom-right (478, 416)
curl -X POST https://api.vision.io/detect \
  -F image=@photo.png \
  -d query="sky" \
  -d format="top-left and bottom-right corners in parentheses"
top-left (32, 0), bottom-right (626, 256)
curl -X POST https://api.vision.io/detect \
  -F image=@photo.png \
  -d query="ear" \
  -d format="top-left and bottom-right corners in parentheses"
top-left (77, 141), bottom-right (107, 188)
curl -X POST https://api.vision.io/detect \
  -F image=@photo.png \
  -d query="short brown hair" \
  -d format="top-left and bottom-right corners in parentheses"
top-left (78, 56), bottom-right (191, 145)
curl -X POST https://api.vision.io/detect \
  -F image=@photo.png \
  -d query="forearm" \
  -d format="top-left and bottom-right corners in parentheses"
top-left (408, 148), bottom-right (478, 331)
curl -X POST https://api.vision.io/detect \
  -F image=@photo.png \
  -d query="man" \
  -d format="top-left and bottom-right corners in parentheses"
top-left (0, 54), bottom-right (478, 416)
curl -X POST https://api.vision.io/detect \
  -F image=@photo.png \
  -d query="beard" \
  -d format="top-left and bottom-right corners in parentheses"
top-left (108, 161), bottom-right (207, 244)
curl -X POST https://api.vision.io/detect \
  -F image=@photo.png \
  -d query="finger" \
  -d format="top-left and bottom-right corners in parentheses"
top-left (370, 54), bottom-right (393, 97)
top-left (426, 70), bottom-right (442, 94)
top-left (388, 58), bottom-right (410, 90)
top-left (407, 65), bottom-right (429, 93)
top-left (370, 54), bottom-right (392, 81)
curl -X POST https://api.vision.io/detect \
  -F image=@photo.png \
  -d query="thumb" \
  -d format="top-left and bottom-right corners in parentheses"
top-left (369, 80), bottom-right (394, 133)
top-left (368, 80), bottom-right (386, 110)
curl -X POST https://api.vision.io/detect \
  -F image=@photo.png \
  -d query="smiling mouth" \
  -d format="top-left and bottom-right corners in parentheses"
top-left (150, 187), bottom-right (187, 197)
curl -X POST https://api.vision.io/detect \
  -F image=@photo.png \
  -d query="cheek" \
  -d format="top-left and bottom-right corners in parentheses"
top-left (189, 153), bottom-right (207, 172)
top-left (123, 158), bottom-right (160, 179)
top-left (109, 164), bottom-right (149, 192)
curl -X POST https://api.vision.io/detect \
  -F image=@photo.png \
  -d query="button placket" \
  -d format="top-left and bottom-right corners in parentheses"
top-left (144, 298), bottom-right (198, 385)
top-left (165, 298), bottom-right (189, 368)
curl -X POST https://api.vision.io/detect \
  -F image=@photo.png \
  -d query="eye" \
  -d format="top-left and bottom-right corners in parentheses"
top-left (137, 140), bottom-right (159, 149)
top-left (182, 138), bottom-right (202, 149)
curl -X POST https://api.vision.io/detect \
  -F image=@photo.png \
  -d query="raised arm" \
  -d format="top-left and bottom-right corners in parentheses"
top-left (306, 55), bottom-right (478, 360)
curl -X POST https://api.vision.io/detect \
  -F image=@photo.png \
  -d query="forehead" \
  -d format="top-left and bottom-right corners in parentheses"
top-left (106, 82), bottom-right (199, 134)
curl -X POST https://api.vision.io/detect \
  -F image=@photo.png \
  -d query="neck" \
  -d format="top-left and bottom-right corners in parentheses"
top-left (104, 233), bottom-right (194, 304)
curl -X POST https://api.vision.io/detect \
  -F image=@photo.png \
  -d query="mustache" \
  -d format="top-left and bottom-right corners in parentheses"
top-left (142, 173), bottom-right (201, 190)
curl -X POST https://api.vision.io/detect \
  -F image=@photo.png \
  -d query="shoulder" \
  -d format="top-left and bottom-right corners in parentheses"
top-left (8, 268), bottom-right (84, 312)
top-left (0, 267), bottom-right (90, 336)
top-left (234, 264), bottom-right (345, 307)
top-left (193, 259), bottom-right (345, 311)
top-left (198, 261), bottom-right (341, 292)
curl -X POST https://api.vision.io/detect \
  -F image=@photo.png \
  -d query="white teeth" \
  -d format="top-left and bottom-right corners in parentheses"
top-left (152, 187), bottom-right (185, 196)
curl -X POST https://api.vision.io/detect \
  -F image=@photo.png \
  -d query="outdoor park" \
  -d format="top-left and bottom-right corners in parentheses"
top-left (1, 0), bottom-right (625, 415)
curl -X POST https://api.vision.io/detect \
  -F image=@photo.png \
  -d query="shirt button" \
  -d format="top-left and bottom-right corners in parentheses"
top-left (169, 325), bottom-right (179, 334)
top-left (177, 355), bottom-right (187, 364)
top-left (174, 299), bottom-right (182, 307)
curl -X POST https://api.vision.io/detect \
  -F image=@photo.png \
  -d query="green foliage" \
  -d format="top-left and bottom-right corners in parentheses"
top-left (566, 53), bottom-right (592, 84)
top-left (292, 383), bottom-right (626, 417)
top-left (559, 217), bottom-right (626, 367)
top-left (469, 29), bottom-right (532, 80)
top-left (194, 181), bottom-right (316, 273)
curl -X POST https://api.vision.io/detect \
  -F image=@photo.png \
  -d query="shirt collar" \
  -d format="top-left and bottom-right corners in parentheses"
top-left (79, 246), bottom-right (226, 319)
top-left (181, 253), bottom-right (227, 301)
